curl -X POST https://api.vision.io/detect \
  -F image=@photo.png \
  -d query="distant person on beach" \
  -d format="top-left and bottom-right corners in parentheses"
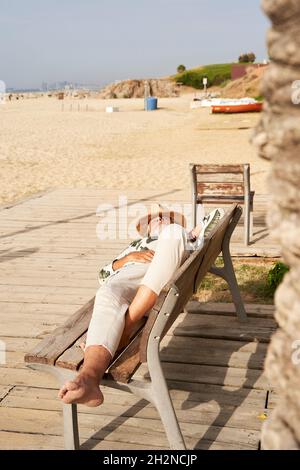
top-left (58, 204), bottom-right (223, 407)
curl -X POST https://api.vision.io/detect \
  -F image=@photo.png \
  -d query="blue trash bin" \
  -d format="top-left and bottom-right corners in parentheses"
top-left (145, 97), bottom-right (158, 111)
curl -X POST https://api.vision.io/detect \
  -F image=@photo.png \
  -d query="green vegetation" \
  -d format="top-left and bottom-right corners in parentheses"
top-left (220, 79), bottom-right (231, 88)
top-left (174, 63), bottom-right (233, 89)
top-left (254, 95), bottom-right (264, 102)
top-left (267, 262), bottom-right (289, 295)
top-left (195, 259), bottom-right (288, 304)
top-left (177, 64), bottom-right (186, 74)
top-left (238, 52), bottom-right (256, 63)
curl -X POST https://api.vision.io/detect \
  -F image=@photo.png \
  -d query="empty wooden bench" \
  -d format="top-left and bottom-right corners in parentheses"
top-left (190, 163), bottom-right (255, 245)
top-left (25, 204), bottom-right (247, 450)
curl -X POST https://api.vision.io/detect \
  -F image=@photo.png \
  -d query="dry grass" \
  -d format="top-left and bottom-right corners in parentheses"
top-left (194, 257), bottom-right (277, 304)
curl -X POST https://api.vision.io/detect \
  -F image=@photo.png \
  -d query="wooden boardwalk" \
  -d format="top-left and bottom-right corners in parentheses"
top-left (0, 189), bottom-right (278, 450)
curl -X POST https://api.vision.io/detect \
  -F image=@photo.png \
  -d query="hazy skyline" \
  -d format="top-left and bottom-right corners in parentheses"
top-left (1, 0), bottom-right (270, 89)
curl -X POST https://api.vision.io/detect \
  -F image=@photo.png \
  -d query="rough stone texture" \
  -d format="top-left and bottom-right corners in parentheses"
top-left (98, 79), bottom-right (180, 99)
top-left (252, 0), bottom-right (300, 449)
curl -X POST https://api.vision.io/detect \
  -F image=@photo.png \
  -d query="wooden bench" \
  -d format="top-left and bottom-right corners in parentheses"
top-left (24, 204), bottom-right (247, 450)
top-left (190, 163), bottom-right (255, 246)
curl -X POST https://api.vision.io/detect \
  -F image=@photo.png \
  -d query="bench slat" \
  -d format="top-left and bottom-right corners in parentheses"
top-left (194, 164), bottom-right (245, 174)
top-left (105, 330), bottom-right (144, 383)
top-left (197, 195), bottom-right (245, 203)
top-left (197, 182), bottom-right (244, 197)
top-left (55, 317), bottom-right (147, 372)
top-left (196, 173), bottom-right (244, 183)
top-left (55, 332), bottom-right (87, 370)
top-left (24, 297), bottom-right (95, 365)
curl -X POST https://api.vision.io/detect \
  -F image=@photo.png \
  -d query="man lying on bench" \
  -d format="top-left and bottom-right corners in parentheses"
top-left (58, 204), bottom-right (223, 407)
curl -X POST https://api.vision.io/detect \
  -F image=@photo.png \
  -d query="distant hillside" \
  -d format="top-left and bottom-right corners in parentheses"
top-left (97, 63), bottom-right (266, 100)
top-left (98, 79), bottom-right (179, 99)
top-left (173, 63), bottom-right (233, 89)
top-left (220, 66), bottom-right (266, 99)
top-left (173, 62), bottom-right (267, 98)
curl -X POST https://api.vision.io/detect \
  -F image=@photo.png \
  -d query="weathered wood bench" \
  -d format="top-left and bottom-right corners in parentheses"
top-left (25, 204), bottom-right (247, 450)
top-left (190, 163), bottom-right (255, 246)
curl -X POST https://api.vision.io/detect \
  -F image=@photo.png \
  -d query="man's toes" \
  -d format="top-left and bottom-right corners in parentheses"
top-left (58, 380), bottom-right (80, 401)
top-left (62, 392), bottom-right (75, 404)
top-left (79, 343), bottom-right (86, 352)
top-left (65, 380), bottom-right (80, 391)
top-left (58, 385), bottom-right (68, 398)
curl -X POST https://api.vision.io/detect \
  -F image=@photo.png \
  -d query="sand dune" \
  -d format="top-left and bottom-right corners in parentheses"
top-left (0, 94), bottom-right (269, 205)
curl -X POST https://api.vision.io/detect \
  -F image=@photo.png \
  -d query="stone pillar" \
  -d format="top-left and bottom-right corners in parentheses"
top-left (252, 0), bottom-right (300, 449)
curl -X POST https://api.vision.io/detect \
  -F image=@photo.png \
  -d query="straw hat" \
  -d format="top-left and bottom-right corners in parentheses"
top-left (136, 203), bottom-right (186, 237)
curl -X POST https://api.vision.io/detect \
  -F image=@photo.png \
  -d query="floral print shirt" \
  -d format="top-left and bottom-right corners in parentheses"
top-left (98, 235), bottom-right (159, 285)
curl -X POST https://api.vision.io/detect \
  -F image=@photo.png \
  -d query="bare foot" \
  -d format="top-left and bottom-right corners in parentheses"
top-left (58, 373), bottom-right (103, 407)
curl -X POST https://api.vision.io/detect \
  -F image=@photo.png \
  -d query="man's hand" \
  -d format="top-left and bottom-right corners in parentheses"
top-left (126, 250), bottom-right (155, 263)
top-left (189, 223), bottom-right (204, 240)
top-left (112, 250), bottom-right (155, 271)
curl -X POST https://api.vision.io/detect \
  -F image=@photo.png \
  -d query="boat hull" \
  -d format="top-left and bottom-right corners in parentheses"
top-left (212, 103), bottom-right (263, 114)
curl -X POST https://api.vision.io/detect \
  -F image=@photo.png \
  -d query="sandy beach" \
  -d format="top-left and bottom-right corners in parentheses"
top-left (0, 94), bottom-right (268, 205)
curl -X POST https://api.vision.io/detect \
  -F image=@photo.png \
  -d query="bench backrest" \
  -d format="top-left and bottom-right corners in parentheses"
top-left (190, 163), bottom-right (250, 204)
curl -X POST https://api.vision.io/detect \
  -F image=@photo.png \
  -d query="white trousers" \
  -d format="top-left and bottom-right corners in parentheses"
top-left (86, 224), bottom-right (188, 357)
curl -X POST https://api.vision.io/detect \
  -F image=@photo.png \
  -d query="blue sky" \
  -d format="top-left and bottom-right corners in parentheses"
top-left (0, 0), bottom-right (270, 89)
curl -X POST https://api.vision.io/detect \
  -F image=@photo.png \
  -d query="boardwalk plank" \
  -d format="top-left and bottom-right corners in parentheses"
top-left (4, 384), bottom-right (268, 409)
top-left (134, 362), bottom-right (269, 390)
top-left (0, 408), bottom-right (260, 449)
top-left (0, 431), bottom-right (163, 450)
top-left (24, 298), bottom-right (94, 365)
top-left (169, 313), bottom-right (277, 343)
top-left (187, 301), bottom-right (275, 318)
top-left (0, 189), bottom-right (278, 450)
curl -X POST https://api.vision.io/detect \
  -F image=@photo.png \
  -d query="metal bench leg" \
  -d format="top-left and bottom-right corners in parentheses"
top-left (223, 244), bottom-right (248, 322)
top-left (105, 376), bottom-right (185, 449)
top-left (145, 286), bottom-right (186, 450)
top-left (210, 222), bottom-right (248, 323)
top-left (146, 288), bottom-right (187, 450)
top-left (150, 366), bottom-right (186, 450)
top-left (63, 403), bottom-right (80, 450)
top-left (250, 210), bottom-right (254, 237)
top-left (244, 198), bottom-right (251, 246)
top-left (243, 164), bottom-right (252, 246)
top-left (190, 164), bottom-right (198, 227)
top-left (26, 364), bottom-right (80, 450)
top-left (210, 248), bottom-right (248, 322)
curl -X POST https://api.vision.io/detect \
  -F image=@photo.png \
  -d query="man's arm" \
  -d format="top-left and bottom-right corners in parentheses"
top-left (99, 242), bottom-right (154, 282)
top-left (112, 250), bottom-right (155, 271)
